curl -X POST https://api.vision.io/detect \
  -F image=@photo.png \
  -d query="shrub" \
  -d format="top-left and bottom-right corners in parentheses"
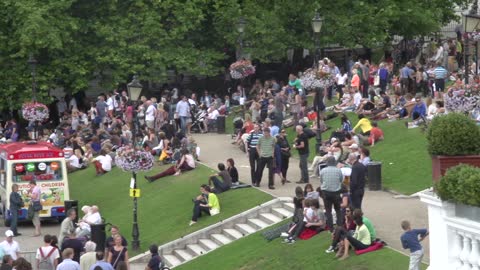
top-left (426, 113), bottom-right (480, 156)
top-left (436, 164), bottom-right (480, 207)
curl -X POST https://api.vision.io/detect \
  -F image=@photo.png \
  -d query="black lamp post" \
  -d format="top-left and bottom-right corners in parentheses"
top-left (27, 55), bottom-right (38, 140)
top-left (463, 13), bottom-right (480, 84)
top-left (311, 12), bottom-right (323, 68)
top-left (127, 75), bottom-right (143, 251)
top-left (312, 12), bottom-right (324, 155)
top-left (236, 16), bottom-right (246, 60)
top-left (27, 55), bottom-right (38, 102)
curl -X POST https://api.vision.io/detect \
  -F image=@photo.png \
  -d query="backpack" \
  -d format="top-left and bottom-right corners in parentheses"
top-left (38, 247), bottom-right (56, 270)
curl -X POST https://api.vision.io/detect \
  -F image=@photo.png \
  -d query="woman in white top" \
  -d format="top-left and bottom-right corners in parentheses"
top-left (144, 149), bottom-right (196, 182)
top-left (336, 69), bottom-right (348, 100)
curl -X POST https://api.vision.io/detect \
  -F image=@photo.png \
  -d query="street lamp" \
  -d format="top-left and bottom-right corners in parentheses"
top-left (311, 12), bottom-right (323, 68)
top-left (463, 13), bottom-right (480, 84)
top-left (236, 16), bottom-right (247, 60)
top-left (27, 55), bottom-right (38, 102)
top-left (312, 12), bottom-right (324, 155)
top-left (126, 75), bottom-right (143, 250)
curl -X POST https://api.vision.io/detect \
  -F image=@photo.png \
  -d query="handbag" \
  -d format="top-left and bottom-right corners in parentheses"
top-left (27, 205), bottom-right (35, 220)
top-left (374, 75), bottom-right (380, 86)
top-left (210, 208), bottom-right (220, 216)
top-left (32, 201), bottom-right (43, 211)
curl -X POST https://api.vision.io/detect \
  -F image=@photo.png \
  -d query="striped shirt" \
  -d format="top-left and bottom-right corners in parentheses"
top-left (257, 136), bottom-right (275, 157)
top-left (247, 132), bottom-right (263, 150)
top-left (434, 66), bottom-right (448, 79)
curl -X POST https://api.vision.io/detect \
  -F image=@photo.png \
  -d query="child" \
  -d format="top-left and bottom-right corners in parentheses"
top-left (400, 220), bottom-right (429, 270)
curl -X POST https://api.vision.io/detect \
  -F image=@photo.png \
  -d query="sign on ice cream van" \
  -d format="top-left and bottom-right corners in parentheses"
top-left (0, 141), bottom-right (70, 225)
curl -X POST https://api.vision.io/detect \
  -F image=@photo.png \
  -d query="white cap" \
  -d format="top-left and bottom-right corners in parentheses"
top-left (349, 143), bottom-right (359, 149)
top-left (5, 230), bottom-right (14, 237)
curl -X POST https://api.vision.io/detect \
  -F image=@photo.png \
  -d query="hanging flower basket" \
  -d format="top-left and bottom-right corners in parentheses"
top-left (114, 146), bottom-right (154, 172)
top-left (21, 102), bottom-right (49, 122)
top-left (444, 84), bottom-right (480, 113)
top-left (229, 60), bottom-right (256, 79)
top-left (300, 67), bottom-right (335, 90)
top-left (465, 31), bottom-right (480, 41)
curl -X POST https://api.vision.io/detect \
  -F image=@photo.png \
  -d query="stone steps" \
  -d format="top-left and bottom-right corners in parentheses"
top-left (129, 198), bottom-right (294, 269)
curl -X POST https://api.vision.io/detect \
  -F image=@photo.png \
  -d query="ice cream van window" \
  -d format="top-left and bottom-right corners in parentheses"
top-left (12, 161), bottom-right (63, 182)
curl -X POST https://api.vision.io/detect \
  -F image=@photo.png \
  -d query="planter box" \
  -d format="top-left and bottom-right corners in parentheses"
top-left (432, 155), bottom-right (480, 182)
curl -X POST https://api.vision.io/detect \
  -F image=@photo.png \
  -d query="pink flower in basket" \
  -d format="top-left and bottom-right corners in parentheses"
top-left (21, 102), bottom-right (49, 122)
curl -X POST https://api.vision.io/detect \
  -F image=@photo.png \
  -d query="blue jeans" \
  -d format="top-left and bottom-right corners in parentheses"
top-left (299, 153), bottom-right (309, 183)
top-left (180, 116), bottom-right (188, 134)
top-left (10, 208), bottom-right (18, 234)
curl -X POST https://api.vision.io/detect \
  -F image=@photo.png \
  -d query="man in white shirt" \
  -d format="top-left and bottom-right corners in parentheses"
top-left (76, 206), bottom-right (102, 237)
top-left (203, 106), bottom-right (219, 133)
top-left (67, 154), bottom-right (84, 173)
top-left (145, 100), bottom-right (156, 129)
top-left (36, 234), bottom-right (60, 270)
top-left (353, 90), bottom-right (363, 110)
top-left (176, 96), bottom-right (191, 134)
top-left (93, 150), bottom-right (112, 176)
top-left (0, 230), bottom-right (20, 260)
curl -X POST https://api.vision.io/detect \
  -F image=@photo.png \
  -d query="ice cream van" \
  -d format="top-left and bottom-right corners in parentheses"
top-left (0, 141), bottom-right (70, 226)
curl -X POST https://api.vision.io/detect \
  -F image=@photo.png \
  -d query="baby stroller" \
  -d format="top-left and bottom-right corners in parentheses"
top-left (191, 108), bottom-right (207, 133)
top-left (232, 117), bottom-right (244, 138)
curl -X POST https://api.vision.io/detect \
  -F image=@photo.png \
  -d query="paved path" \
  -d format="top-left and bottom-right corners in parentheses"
top-left (194, 133), bottom-right (430, 262)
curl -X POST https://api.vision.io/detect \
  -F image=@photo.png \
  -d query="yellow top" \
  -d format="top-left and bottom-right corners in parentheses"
top-left (353, 118), bottom-right (372, 133)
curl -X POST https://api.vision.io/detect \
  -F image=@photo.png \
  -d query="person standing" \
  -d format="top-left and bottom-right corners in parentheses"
top-left (273, 90), bottom-right (285, 128)
top-left (145, 100), bottom-right (156, 130)
top-left (293, 125), bottom-right (309, 184)
top-left (176, 96), bottom-right (190, 134)
top-left (319, 156), bottom-right (344, 231)
top-left (255, 127), bottom-right (276, 189)
top-left (400, 220), bottom-right (429, 270)
top-left (28, 180), bottom-right (42, 237)
top-left (276, 130), bottom-right (291, 184)
top-left (95, 95), bottom-right (107, 128)
top-left (89, 252), bottom-right (114, 270)
top-left (80, 241), bottom-right (97, 270)
top-left (9, 184), bottom-right (23, 236)
top-left (400, 62), bottom-right (414, 95)
top-left (246, 124), bottom-right (263, 185)
top-left (145, 244), bottom-right (164, 270)
top-left (57, 249), bottom-right (80, 270)
top-left (59, 209), bottom-right (76, 248)
top-left (36, 234), bottom-right (60, 270)
top-left (0, 255), bottom-right (13, 270)
top-left (0, 231), bottom-right (20, 260)
top-left (378, 63), bottom-right (389, 92)
top-left (349, 153), bottom-right (367, 209)
top-left (433, 62), bottom-right (448, 99)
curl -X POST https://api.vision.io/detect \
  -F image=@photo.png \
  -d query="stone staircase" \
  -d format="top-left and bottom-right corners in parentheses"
top-left (129, 197), bottom-right (294, 269)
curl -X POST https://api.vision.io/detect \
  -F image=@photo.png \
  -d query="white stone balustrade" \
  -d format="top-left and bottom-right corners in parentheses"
top-left (420, 190), bottom-right (480, 270)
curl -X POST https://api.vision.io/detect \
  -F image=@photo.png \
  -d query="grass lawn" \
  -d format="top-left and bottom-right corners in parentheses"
top-left (175, 225), bottom-right (427, 270)
top-left (226, 104), bottom-right (431, 194)
top-left (68, 164), bottom-right (272, 254)
top-left (284, 112), bottom-right (431, 195)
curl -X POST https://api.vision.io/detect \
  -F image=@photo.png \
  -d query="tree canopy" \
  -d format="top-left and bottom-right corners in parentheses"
top-left (0, 0), bottom-right (469, 110)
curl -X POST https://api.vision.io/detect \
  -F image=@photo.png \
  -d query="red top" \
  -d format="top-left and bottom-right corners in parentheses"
top-left (0, 141), bottom-right (64, 160)
top-left (368, 127), bottom-right (384, 145)
top-left (244, 121), bottom-right (254, 134)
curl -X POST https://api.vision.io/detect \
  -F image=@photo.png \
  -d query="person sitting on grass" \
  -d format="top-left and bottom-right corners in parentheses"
top-left (226, 158), bottom-right (239, 186)
top-left (283, 198), bottom-right (326, 244)
top-left (337, 215), bottom-right (371, 260)
top-left (400, 220), bottom-right (428, 270)
top-left (209, 163), bottom-right (232, 193)
top-left (189, 185), bottom-right (220, 226)
top-left (144, 149), bottom-right (195, 182)
top-left (352, 114), bottom-right (372, 136)
top-left (406, 95), bottom-right (427, 128)
top-left (353, 208), bottom-right (377, 242)
top-left (365, 122), bottom-right (384, 146)
top-left (93, 150), bottom-right (112, 176)
top-left (325, 205), bottom-right (357, 254)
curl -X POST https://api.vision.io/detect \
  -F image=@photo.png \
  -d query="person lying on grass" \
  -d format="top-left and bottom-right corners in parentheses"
top-left (189, 185), bottom-right (220, 226)
top-left (144, 149), bottom-right (195, 182)
top-left (208, 163), bottom-right (232, 193)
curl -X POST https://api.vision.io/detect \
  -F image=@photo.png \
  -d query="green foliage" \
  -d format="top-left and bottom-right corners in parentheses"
top-left (0, 0), bottom-right (468, 110)
top-left (436, 164), bottom-right (480, 207)
top-left (426, 113), bottom-right (480, 156)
